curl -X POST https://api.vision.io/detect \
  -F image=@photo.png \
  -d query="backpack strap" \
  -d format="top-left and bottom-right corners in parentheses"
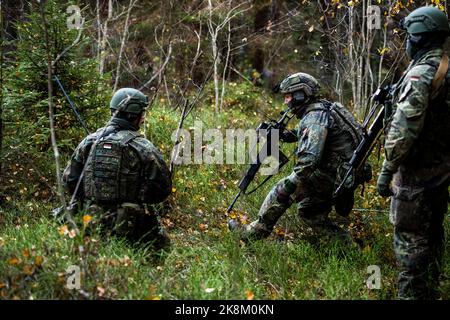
top-left (120, 131), bottom-right (140, 146)
top-left (430, 54), bottom-right (449, 100)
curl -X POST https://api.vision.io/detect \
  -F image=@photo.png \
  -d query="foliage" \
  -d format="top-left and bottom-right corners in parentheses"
top-left (1, 0), bottom-right (110, 200)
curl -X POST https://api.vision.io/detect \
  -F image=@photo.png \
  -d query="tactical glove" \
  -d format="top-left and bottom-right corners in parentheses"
top-left (376, 167), bottom-right (394, 197)
top-left (280, 129), bottom-right (298, 143)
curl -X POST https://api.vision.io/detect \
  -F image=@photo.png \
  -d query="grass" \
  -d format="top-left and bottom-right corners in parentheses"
top-left (1, 85), bottom-right (449, 299)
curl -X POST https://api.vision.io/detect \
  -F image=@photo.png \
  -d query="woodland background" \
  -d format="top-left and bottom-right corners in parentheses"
top-left (0, 0), bottom-right (449, 299)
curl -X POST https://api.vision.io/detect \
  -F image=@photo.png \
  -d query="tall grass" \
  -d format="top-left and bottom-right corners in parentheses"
top-left (1, 86), bottom-right (449, 299)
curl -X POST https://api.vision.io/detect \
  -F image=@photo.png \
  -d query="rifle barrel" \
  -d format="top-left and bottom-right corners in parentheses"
top-left (227, 190), bottom-right (242, 213)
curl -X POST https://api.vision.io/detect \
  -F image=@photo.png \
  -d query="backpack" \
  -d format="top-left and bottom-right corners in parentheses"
top-left (305, 101), bottom-right (372, 217)
top-left (84, 131), bottom-right (143, 204)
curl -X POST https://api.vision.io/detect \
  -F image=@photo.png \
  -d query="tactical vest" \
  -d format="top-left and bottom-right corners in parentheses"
top-left (303, 101), bottom-right (366, 183)
top-left (405, 60), bottom-right (450, 170)
top-left (302, 101), bottom-right (371, 216)
top-left (84, 130), bottom-right (143, 204)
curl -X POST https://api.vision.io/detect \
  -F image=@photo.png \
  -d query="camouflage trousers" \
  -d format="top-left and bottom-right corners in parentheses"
top-left (85, 202), bottom-right (170, 251)
top-left (390, 182), bottom-right (448, 300)
top-left (244, 178), bottom-right (350, 242)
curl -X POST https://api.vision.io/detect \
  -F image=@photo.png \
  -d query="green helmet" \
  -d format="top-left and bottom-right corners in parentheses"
top-left (402, 6), bottom-right (450, 35)
top-left (278, 72), bottom-right (320, 97)
top-left (110, 88), bottom-right (148, 114)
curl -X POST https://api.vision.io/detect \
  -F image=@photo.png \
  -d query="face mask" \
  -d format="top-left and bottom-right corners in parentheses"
top-left (406, 37), bottom-right (417, 59)
top-left (288, 91), bottom-right (308, 114)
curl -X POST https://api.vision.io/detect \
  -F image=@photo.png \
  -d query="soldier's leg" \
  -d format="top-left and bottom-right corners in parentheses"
top-left (134, 210), bottom-right (171, 252)
top-left (241, 178), bottom-right (293, 240)
top-left (297, 196), bottom-right (351, 243)
top-left (114, 203), bottom-right (170, 251)
top-left (391, 185), bottom-right (447, 299)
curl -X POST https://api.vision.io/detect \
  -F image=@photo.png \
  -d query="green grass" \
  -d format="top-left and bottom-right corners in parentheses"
top-left (1, 87), bottom-right (449, 299)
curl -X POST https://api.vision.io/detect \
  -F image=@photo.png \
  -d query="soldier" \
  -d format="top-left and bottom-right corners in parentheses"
top-left (230, 73), bottom-right (371, 243)
top-left (376, 6), bottom-right (450, 299)
top-left (63, 88), bottom-right (172, 251)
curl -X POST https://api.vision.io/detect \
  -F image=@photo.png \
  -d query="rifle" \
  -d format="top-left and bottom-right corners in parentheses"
top-left (334, 85), bottom-right (393, 197)
top-left (227, 108), bottom-right (293, 213)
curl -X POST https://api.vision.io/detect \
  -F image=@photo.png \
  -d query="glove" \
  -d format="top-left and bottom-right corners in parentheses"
top-left (276, 179), bottom-right (297, 204)
top-left (280, 129), bottom-right (298, 143)
top-left (376, 167), bottom-right (394, 197)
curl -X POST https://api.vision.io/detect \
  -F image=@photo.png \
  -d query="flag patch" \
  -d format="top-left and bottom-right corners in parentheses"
top-left (103, 143), bottom-right (112, 149)
top-left (410, 76), bottom-right (420, 81)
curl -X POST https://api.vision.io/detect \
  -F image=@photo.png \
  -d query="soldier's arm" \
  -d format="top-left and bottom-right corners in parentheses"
top-left (382, 65), bottom-right (434, 172)
top-left (288, 111), bottom-right (328, 185)
top-left (62, 137), bottom-right (92, 194)
top-left (142, 147), bottom-right (172, 204)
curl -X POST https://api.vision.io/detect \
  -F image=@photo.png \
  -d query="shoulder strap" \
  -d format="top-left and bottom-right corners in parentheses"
top-left (431, 54), bottom-right (449, 99)
top-left (120, 131), bottom-right (140, 146)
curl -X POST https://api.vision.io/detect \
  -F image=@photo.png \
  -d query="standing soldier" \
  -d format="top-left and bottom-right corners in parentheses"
top-left (230, 73), bottom-right (371, 242)
top-left (63, 88), bottom-right (172, 251)
top-left (376, 6), bottom-right (450, 299)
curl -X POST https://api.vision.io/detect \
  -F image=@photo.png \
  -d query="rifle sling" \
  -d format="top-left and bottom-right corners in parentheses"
top-left (430, 54), bottom-right (449, 99)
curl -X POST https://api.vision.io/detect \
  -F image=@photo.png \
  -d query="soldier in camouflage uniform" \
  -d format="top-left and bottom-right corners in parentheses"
top-left (231, 73), bottom-right (370, 242)
top-left (63, 88), bottom-right (172, 250)
top-left (376, 6), bottom-right (450, 299)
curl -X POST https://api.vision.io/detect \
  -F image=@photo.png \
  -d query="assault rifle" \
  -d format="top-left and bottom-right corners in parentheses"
top-left (334, 85), bottom-right (393, 197)
top-left (226, 108), bottom-right (293, 213)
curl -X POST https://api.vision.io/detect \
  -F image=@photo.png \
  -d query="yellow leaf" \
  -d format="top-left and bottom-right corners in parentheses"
top-left (22, 249), bottom-right (30, 258)
top-left (172, 187), bottom-right (177, 193)
top-left (82, 215), bottom-right (92, 225)
top-left (23, 264), bottom-right (34, 276)
top-left (245, 290), bottom-right (255, 300)
top-left (58, 225), bottom-right (68, 236)
top-left (34, 256), bottom-right (43, 267)
top-left (8, 257), bottom-right (20, 266)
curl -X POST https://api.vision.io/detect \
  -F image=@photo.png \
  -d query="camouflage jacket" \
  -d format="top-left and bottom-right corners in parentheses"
top-left (383, 47), bottom-right (450, 188)
top-left (288, 100), bottom-right (363, 190)
top-left (62, 118), bottom-right (172, 204)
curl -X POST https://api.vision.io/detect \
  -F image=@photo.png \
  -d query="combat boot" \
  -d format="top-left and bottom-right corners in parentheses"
top-left (228, 218), bottom-right (272, 241)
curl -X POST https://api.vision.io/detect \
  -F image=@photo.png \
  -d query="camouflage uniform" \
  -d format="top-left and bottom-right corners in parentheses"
top-left (63, 117), bottom-right (172, 250)
top-left (382, 47), bottom-right (450, 299)
top-left (244, 100), bottom-right (367, 241)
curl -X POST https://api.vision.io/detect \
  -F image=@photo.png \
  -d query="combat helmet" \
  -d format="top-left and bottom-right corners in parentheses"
top-left (401, 6), bottom-right (450, 35)
top-left (110, 88), bottom-right (148, 114)
top-left (277, 72), bottom-right (320, 109)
